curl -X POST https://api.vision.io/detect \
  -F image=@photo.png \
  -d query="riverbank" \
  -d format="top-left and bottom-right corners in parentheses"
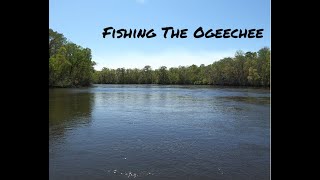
top-left (50, 83), bottom-right (270, 90)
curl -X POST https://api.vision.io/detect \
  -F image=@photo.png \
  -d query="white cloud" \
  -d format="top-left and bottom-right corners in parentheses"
top-left (93, 50), bottom-right (235, 70)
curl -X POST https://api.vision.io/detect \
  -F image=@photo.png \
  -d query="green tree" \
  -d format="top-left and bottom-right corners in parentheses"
top-left (92, 48), bottom-right (270, 87)
top-left (49, 29), bottom-right (66, 59)
top-left (49, 28), bottom-right (95, 87)
top-left (157, 66), bottom-right (170, 84)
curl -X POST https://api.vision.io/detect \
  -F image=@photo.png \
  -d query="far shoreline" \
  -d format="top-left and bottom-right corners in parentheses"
top-left (49, 84), bottom-right (270, 90)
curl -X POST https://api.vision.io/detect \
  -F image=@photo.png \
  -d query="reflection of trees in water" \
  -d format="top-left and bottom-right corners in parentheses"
top-left (49, 89), bottom-right (94, 135)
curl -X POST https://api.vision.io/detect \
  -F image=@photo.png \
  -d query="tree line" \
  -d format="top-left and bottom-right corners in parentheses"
top-left (49, 28), bottom-right (270, 87)
top-left (94, 48), bottom-right (270, 87)
top-left (49, 28), bottom-right (96, 87)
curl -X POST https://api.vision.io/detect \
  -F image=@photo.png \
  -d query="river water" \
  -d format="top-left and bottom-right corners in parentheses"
top-left (49, 84), bottom-right (270, 180)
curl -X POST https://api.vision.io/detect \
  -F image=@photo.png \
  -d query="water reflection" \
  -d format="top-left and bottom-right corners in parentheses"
top-left (49, 85), bottom-right (270, 180)
top-left (49, 88), bottom-right (94, 140)
top-left (49, 89), bottom-right (94, 126)
top-left (219, 96), bottom-right (270, 105)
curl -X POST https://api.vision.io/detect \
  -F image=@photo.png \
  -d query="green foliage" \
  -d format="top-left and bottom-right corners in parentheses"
top-left (49, 29), bottom-right (66, 59)
top-left (49, 29), bottom-right (271, 87)
top-left (93, 47), bottom-right (270, 87)
top-left (49, 28), bottom-right (270, 87)
top-left (49, 29), bottom-right (95, 87)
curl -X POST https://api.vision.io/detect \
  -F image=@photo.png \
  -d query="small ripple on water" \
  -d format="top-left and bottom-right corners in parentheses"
top-left (105, 169), bottom-right (155, 178)
top-left (218, 167), bottom-right (224, 175)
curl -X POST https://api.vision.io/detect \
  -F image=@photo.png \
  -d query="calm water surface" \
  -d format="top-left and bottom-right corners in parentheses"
top-left (49, 84), bottom-right (270, 180)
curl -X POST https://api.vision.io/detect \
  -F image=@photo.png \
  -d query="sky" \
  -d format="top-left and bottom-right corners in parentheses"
top-left (49, 0), bottom-right (270, 70)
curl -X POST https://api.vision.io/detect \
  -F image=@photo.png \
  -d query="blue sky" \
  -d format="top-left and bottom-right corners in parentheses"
top-left (49, 0), bottom-right (270, 70)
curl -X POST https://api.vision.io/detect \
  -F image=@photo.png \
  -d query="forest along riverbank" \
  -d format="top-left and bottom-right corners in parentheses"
top-left (49, 28), bottom-right (270, 88)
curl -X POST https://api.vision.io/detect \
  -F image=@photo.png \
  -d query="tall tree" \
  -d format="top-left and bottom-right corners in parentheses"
top-left (49, 28), bottom-right (95, 87)
top-left (49, 29), bottom-right (66, 59)
top-left (92, 47), bottom-right (270, 87)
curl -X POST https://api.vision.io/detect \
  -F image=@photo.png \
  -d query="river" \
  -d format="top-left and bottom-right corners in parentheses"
top-left (49, 84), bottom-right (270, 180)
